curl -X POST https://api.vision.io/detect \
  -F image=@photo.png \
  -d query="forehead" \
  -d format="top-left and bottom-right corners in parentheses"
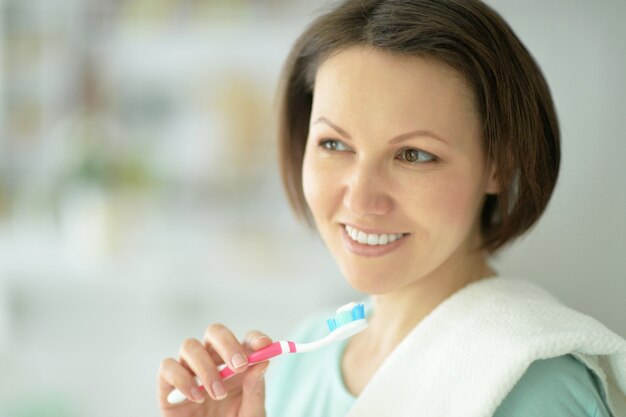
top-left (311, 46), bottom-right (480, 140)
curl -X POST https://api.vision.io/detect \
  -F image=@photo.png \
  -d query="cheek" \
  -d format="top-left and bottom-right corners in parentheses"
top-left (301, 153), bottom-right (317, 209)
top-left (402, 168), bottom-right (484, 234)
top-left (301, 151), bottom-right (336, 220)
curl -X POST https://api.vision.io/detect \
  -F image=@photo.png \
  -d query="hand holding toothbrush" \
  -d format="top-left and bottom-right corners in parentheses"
top-left (158, 326), bottom-right (274, 417)
top-left (157, 302), bottom-right (367, 417)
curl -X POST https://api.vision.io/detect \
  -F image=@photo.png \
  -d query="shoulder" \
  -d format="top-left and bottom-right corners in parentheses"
top-left (494, 354), bottom-right (611, 417)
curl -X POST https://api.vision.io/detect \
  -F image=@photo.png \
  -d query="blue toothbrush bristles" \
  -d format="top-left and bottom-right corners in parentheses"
top-left (326, 303), bottom-right (365, 332)
top-left (326, 318), bottom-right (338, 332)
top-left (352, 303), bottom-right (365, 320)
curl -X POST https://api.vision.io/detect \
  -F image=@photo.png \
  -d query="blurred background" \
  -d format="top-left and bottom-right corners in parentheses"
top-left (0, 0), bottom-right (624, 415)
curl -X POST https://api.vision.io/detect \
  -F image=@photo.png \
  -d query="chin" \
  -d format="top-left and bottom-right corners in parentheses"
top-left (339, 266), bottom-right (401, 295)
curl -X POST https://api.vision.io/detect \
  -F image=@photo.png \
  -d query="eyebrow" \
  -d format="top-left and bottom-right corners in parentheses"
top-left (312, 116), bottom-right (450, 145)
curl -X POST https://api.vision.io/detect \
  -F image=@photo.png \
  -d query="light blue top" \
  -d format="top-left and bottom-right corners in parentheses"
top-left (265, 307), bottom-right (612, 417)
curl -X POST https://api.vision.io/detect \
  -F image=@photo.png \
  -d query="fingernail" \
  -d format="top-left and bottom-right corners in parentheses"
top-left (190, 387), bottom-right (205, 403)
top-left (253, 335), bottom-right (271, 345)
top-left (231, 352), bottom-right (248, 369)
top-left (212, 381), bottom-right (228, 400)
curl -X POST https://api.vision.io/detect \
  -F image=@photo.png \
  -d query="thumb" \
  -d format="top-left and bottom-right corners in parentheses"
top-left (238, 362), bottom-right (269, 417)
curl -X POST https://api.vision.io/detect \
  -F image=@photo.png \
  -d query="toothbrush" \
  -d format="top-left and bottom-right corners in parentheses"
top-left (167, 301), bottom-right (368, 404)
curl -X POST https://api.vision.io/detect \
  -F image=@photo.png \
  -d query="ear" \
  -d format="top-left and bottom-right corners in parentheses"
top-left (485, 162), bottom-right (500, 195)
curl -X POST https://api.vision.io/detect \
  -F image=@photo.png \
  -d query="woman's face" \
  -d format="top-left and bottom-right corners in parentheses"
top-left (301, 46), bottom-right (499, 295)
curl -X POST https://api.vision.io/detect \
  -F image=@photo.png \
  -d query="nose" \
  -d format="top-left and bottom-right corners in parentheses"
top-left (342, 162), bottom-right (393, 217)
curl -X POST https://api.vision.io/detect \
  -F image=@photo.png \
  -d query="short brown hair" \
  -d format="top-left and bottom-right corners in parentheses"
top-left (276, 0), bottom-right (560, 254)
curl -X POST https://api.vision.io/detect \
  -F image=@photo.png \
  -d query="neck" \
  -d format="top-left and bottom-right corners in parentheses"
top-left (358, 245), bottom-right (497, 356)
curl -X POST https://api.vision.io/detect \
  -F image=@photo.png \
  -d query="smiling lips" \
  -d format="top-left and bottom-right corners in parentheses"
top-left (341, 224), bottom-right (409, 257)
top-left (343, 224), bottom-right (407, 246)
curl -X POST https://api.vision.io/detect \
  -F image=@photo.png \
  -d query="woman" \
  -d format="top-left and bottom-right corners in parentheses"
top-left (157, 1), bottom-right (626, 416)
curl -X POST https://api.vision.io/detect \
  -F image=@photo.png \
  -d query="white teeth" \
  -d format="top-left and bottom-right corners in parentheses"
top-left (344, 225), bottom-right (406, 246)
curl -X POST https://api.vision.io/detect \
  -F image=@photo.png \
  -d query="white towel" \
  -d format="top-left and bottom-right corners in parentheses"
top-left (346, 277), bottom-right (626, 417)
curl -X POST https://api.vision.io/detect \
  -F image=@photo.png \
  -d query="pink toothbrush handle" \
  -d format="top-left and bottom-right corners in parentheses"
top-left (219, 341), bottom-right (296, 379)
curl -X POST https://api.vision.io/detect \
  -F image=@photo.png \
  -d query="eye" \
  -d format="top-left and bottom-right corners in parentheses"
top-left (318, 139), bottom-right (351, 152)
top-left (397, 148), bottom-right (437, 164)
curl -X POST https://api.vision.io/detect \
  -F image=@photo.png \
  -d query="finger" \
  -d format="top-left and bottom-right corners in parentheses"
top-left (243, 330), bottom-right (273, 353)
top-left (203, 323), bottom-right (249, 375)
top-left (157, 357), bottom-right (206, 406)
top-left (178, 338), bottom-right (228, 402)
top-left (221, 331), bottom-right (273, 395)
top-left (238, 362), bottom-right (269, 417)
